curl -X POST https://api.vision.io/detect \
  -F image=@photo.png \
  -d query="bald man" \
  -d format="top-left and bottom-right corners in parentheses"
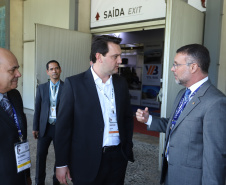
top-left (0, 48), bottom-right (31, 185)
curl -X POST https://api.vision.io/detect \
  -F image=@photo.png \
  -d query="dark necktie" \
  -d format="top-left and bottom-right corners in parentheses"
top-left (0, 94), bottom-right (14, 118)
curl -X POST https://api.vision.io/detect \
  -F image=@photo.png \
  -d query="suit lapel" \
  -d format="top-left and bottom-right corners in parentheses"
top-left (84, 69), bottom-right (105, 127)
top-left (6, 90), bottom-right (23, 132)
top-left (164, 90), bottom-right (185, 140)
top-left (0, 105), bottom-right (16, 129)
top-left (45, 82), bottom-right (50, 107)
top-left (57, 80), bottom-right (63, 106)
top-left (112, 75), bottom-right (121, 122)
top-left (171, 80), bottom-right (211, 133)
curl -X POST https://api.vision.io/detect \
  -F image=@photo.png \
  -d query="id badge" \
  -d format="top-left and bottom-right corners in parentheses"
top-left (109, 113), bottom-right (119, 137)
top-left (50, 106), bottom-right (56, 119)
top-left (14, 140), bottom-right (31, 173)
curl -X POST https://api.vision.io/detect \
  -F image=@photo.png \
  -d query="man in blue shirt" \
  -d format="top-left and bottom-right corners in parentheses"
top-left (33, 60), bottom-right (64, 185)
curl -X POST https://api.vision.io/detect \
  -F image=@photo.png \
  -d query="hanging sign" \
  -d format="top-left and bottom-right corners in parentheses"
top-left (91, 0), bottom-right (166, 28)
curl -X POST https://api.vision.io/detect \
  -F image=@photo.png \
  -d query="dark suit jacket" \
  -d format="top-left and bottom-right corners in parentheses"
top-left (150, 80), bottom-right (226, 185)
top-left (0, 89), bottom-right (29, 185)
top-left (33, 80), bottom-right (64, 137)
top-left (55, 69), bottom-right (134, 183)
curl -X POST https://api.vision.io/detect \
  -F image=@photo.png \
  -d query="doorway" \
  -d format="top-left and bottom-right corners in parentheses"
top-left (110, 29), bottom-right (165, 137)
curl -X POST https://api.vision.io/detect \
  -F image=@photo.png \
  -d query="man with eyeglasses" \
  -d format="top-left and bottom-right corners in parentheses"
top-left (136, 44), bottom-right (226, 185)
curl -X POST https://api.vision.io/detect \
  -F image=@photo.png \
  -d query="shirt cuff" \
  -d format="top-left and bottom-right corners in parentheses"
top-left (145, 115), bottom-right (152, 128)
top-left (56, 165), bottom-right (67, 168)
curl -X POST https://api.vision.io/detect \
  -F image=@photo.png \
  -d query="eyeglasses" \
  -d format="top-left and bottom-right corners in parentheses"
top-left (172, 63), bottom-right (193, 70)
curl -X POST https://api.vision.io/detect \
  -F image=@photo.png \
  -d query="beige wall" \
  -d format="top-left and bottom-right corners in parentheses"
top-left (78, 0), bottom-right (91, 33)
top-left (218, 0), bottom-right (226, 94)
top-left (24, 0), bottom-right (70, 41)
top-left (10, 0), bottom-right (23, 94)
top-left (23, 0), bottom-right (71, 108)
top-left (10, 0), bottom-right (71, 96)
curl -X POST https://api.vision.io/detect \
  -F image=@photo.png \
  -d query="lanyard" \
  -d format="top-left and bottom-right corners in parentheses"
top-left (50, 83), bottom-right (59, 101)
top-left (95, 83), bottom-right (115, 113)
top-left (12, 107), bottom-right (23, 142)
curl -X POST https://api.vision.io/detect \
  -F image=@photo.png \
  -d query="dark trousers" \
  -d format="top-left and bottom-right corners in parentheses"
top-left (35, 124), bottom-right (59, 185)
top-left (163, 157), bottom-right (169, 185)
top-left (164, 171), bottom-right (169, 185)
top-left (74, 146), bottom-right (128, 185)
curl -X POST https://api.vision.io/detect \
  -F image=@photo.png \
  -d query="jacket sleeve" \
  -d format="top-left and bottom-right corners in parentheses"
top-left (149, 116), bottom-right (169, 133)
top-left (33, 86), bottom-right (42, 131)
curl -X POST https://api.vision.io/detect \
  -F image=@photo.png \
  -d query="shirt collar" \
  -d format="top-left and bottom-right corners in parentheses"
top-left (90, 66), bottom-right (112, 85)
top-left (188, 76), bottom-right (208, 93)
top-left (50, 80), bottom-right (60, 87)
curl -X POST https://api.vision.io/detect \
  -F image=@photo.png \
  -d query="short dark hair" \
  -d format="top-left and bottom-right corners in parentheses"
top-left (46, 60), bottom-right (61, 70)
top-left (90, 35), bottom-right (122, 63)
top-left (176, 44), bottom-right (210, 74)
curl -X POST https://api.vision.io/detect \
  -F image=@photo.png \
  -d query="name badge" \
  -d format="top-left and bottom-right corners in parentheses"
top-left (50, 106), bottom-right (56, 119)
top-left (14, 140), bottom-right (31, 173)
top-left (109, 113), bottom-right (119, 137)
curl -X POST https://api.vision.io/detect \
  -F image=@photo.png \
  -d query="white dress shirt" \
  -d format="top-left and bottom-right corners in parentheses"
top-left (91, 67), bottom-right (120, 147)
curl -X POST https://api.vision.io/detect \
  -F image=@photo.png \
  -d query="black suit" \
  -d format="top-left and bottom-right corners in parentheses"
top-left (0, 89), bottom-right (30, 185)
top-left (55, 69), bottom-right (134, 184)
top-left (33, 80), bottom-right (64, 184)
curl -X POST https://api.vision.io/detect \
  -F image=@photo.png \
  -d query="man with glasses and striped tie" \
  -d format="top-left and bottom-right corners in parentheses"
top-left (0, 48), bottom-right (32, 185)
top-left (136, 44), bottom-right (226, 185)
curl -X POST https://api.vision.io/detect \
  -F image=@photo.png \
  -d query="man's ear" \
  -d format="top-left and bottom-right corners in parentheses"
top-left (95, 53), bottom-right (102, 63)
top-left (190, 63), bottom-right (199, 74)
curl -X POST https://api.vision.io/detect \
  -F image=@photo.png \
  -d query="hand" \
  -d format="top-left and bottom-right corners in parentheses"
top-left (136, 107), bottom-right (149, 123)
top-left (56, 167), bottom-right (72, 185)
top-left (32, 131), bottom-right (39, 139)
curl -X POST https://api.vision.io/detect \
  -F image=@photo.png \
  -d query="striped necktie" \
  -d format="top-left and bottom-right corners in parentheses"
top-left (184, 88), bottom-right (191, 102)
top-left (0, 94), bottom-right (14, 118)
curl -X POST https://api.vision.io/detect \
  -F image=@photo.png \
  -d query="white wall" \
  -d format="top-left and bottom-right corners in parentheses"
top-left (23, 42), bottom-right (35, 110)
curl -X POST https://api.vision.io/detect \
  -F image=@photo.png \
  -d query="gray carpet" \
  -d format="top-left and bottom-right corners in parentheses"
top-left (26, 112), bottom-right (160, 185)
